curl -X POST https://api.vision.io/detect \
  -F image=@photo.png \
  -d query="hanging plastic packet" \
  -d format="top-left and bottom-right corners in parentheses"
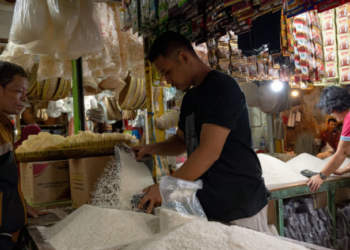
top-left (168, 0), bottom-right (179, 17)
top-left (158, 0), bottom-right (169, 25)
top-left (158, 176), bottom-right (207, 232)
top-left (192, 16), bottom-right (205, 44)
top-left (231, 0), bottom-right (252, 16)
top-left (168, 19), bottom-right (179, 33)
top-left (206, 21), bottom-right (219, 40)
top-left (179, 18), bottom-right (192, 41)
top-left (47, 0), bottom-right (80, 41)
top-left (159, 21), bottom-right (168, 35)
top-left (120, 1), bottom-right (133, 31)
top-left (208, 49), bottom-right (218, 66)
top-left (9, 0), bottom-right (51, 45)
top-left (185, 3), bottom-right (199, 20)
top-left (141, 0), bottom-right (150, 26)
top-left (231, 59), bottom-right (241, 76)
top-left (149, 0), bottom-right (158, 25)
top-left (219, 57), bottom-right (230, 71)
top-left (178, 0), bottom-right (190, 13)
top-left (131, 0), bottom-right (140, 33)
top-left (257, 55), bottom-right (266, 79)
top-left (315, 43), bottom-right (324, 61)
top-left (212, 9), bottom-right (229, 23)
top-left (64, 0), bottom-right (104, 59)
top-left (217, 41), bottom-right (230, 58)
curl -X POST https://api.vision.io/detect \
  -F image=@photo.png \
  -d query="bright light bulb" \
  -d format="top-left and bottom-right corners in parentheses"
top-left (271, 81), bottom-right (283, 92)
top-left (291, 90), bottom-right (299, 97)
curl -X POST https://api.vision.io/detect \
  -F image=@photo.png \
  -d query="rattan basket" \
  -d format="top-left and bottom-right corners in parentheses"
top-left (16, 149), bottom-right (66, 163)
top-left (61, 139), bottom-right (137, 159)
top-left (119, 77), bottom-right (138, 110)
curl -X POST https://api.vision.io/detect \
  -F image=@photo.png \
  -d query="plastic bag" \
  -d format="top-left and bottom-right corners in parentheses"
top-left (47, 0), bottom-right (80, 40)
top-left (9, 0), bottom-right (51, 45)
top-left (317, 208), bottom-right (328, 222)
top-left (159, 176), bottom-right (207, 232)
top-left (297, 198), bottom-right (314, 214)
top-left (338, 237), bottom-right (349, 250)
top-left (63, 0), bottom-right (103, 59)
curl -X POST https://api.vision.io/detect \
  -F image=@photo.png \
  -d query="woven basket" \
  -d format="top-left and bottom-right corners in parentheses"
top-left (119, 77), bottom-right (137, 110)
top-left (122, 110), bottom-right (136, 120)
top-left (105, 97), bottom-right (122, 121)
top-left (42, 78), bottom-right (59, 101)
top-left (128, 78), bottom-right (141, 110)
top-left (83, 77), bottom-right (99, 95)
top-left (16, 149), bottom-right (66, 163)
top-left (132, 79), bottom-right (146, 110)
top-left (99, 76), bottom-right (126, 91)
top-left (61, 139), bottom-right (136, 159)
top-left (51, 78), bottom-right (65, 101)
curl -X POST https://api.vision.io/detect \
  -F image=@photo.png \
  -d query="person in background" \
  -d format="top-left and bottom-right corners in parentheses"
top-left (308, 87), bottom-right (350, 191)
top-left (133, 32), bottom-right (270, 232)
top-left (316, 118), bottom-right (340, 159)
top-left (15, 123), bottom-right (41, 180)
top-left (0, 61), bottom-right (48, 250)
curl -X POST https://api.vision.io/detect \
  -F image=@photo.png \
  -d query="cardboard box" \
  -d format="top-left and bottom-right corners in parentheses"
top-left (69, 156), bottom-right (112, 209)
top-left (20, 160), bottom-right (71, 204)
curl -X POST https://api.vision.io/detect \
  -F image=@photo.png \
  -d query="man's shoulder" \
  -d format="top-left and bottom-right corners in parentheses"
top-left (205, 71), bottom-right (241, 94)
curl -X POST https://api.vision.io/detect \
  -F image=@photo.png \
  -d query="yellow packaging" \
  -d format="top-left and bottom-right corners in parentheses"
top-left (324, 30), bottom-right (336, 46)
top-left (339, 50), bottom-right (350, 67)
top-left (337, 17), bottom-right (348, 34)
top-left (337, 4), bottom-right (347, 19)
top-left (325, 62), bottom-right (338, 78)
top-left (337, 34), bottom-right (350, 51)
top-left (340, 67), bottom-right (350, 83)
top-left (322, 12), bottom-right (335, 31)
top-left (324, 46), bottom-right (336, 62)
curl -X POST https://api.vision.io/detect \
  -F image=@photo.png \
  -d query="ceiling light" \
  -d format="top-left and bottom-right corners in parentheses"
top-left (271, 81), bottom-right (283, 92)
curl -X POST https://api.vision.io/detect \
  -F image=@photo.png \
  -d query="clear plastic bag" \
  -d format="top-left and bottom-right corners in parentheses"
top-left (158, 176), bottom-right (207, 232)
top-left (47, 0), bottom-right (81, 40)
top-left (63, 0), bottom-right (103, 59)
top-left (9, 0), bottom-right (51, 45)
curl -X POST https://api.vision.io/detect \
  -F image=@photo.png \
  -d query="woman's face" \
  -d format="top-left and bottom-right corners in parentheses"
top-left (331, 110), bottom-right (348, 122)
top-left (0, 75), bottom-right (28, 116)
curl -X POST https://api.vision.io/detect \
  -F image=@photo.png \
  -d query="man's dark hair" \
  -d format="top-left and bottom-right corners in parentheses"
top-left (147, 31), bottom-right (196, 63)
top-left (328, 118), bottom-right (337, 124)
top-left (317, 86), bottom-right (350, 114)
top-left (0, 61), bottom-right (27, 88)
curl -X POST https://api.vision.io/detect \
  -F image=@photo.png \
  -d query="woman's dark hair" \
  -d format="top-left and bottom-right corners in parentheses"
top-left (317, 86), bottom-right (350, 114)
top-left (0, 61), bottom-right (27, 88)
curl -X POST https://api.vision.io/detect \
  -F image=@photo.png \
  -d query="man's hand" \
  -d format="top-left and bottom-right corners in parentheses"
top-left (132, 144), bottom-right (154, 161)
top-left (306, 174), bottom-right (324, 192)
top-left (26, 203), bottom-right (50, 218)
top-left (138, 183), bottom-right (162, 214)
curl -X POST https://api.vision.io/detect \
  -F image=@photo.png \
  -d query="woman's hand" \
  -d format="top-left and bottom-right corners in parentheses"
top-left (306, 174), bottom-right (324, 192)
